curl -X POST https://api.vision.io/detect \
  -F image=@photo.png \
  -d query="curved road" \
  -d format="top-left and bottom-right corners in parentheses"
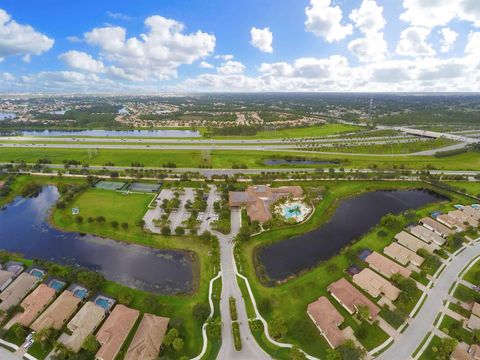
top-left (214, 208), bottom-right (270, 360)
top-left (378, 240), bottom-right (480, 360)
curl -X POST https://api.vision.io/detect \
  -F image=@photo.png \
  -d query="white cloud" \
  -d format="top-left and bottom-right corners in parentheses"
top-left (439, 27), bottom-right (458, 53)
top-left (217, 60), bottom-right (245, 74)
top-left (305, 0), bottom-right (353, 42)
top-left (106, 11), bottom-right (131, 21)
top-left (396, 27), bottom-right (436, 57)
top-left (400, 0), bottom-right (480, 28)
top-left (348, 0), bottom-right (387, 62)
top-left (348, 32), bottom-right (387, 62)
top-left (83, 15), bottom-right (215, 80)
top-left (250, 27), bottom-right (273, 53)
top-left (199, 60), bottom-right (213, 69)
top-left (59, 50), bottom-right (105, 73)
top-left (214, 54), bottom-right (234, 61)
top-left (0, 8), bottom-right (54, 61)
top-left (349, 0), bottom-right (385, 35)
top-left (465, 32), bottom-right (480, 56)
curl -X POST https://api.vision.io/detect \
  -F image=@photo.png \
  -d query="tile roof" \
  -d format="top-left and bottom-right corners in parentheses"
top-left (419, 217), bottom-right (454, 237)
top-left (15, 284), bottom-right (56, 327)
top-left (63, 301), bottom-right (105, 353)
top-left (0, 273), bottom-right (38, 311)
top-left (31, 290), bottom-right (81, 331)
top-left (124, 313), bottom-right (170, 360)
top-left (365, 252), bottom-right (411, 279)
top-left (395, 231), bottom-right (436, 254)
top-left (352, 268), bottom-right (400, 301)
top-left (327, 278), bottom-right (380, 319)
top-left (307, 296), bottom-right (345, 349)
top-left (410, 225), bottom-right (446, 246)
top-left (95, 304), bottom-right (140, 360)
top-left (383, 242), bottom-right (424, 266)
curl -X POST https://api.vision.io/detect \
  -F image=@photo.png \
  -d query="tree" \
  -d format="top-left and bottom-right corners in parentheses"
top-left (161, 226), bottom-right (171, 236)
top-left (290, 346), bottom-right (307, 360)
top-left (121, 222), bottom-right (129, 230)
top-left (82, 334), bottom-right (100, 353)
top-left (75, 216), bottom-right (83, 224)
top-left (337, 339), bottom-right (365, 360)
top-left (356, 304), bottom-right (370, 322)
top-left (175, 226), bottom-right (185, 236)
top-left (192, 302), bottom-right (210, 323)
top-left (76, 270), bottom-right (105, 292)
top-left (434, 337), bottom-right (457, 359)
top-left (96, 215), bottom-right (106, 223)
top-left (142, 294), bottom-right (163, 313)
top-left (117, 292), bottom-right (133, 306)
top-left (270, 318), bottom-right (288, 340)
top-left (164, 328), bottom-right (179, 346)
top-left (172, 337), bottom-right (184, 351)
top-left (325, 349), bottom-right (342, 360)
top-left (110, 220), bottom-right (119, 229)
top-left (13, 324), bottom-right (28, 341)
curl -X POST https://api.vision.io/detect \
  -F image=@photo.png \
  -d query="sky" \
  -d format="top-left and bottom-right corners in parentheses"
top-left (0, 0), bottom-right (480, 93)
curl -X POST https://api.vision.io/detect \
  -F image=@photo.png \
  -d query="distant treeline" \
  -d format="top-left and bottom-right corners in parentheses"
top-left (377, 110), bottom-right (480, 125)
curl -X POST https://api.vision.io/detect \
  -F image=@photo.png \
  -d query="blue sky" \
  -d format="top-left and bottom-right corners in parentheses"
top-left (0, 0), bottom-right (480, 92)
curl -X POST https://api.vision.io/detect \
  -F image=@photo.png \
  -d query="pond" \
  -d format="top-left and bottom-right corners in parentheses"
top-left (264, 159), bottom-right (339, 166)
top-left (0, 186), bottom-right (194, 294)
top-left (17, 129), bottom-right (201, 138)
top-left (0, 113), bottom-right (16, 121)
top-left (257, 189), bottom-right (447, 282)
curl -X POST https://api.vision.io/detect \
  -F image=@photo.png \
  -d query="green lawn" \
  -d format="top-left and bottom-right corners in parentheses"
top-left (462, 258), bottom-right (480, 285)
top-left (212, 124), bottom-right (361, 139)
top-left (446, 181), bottom-right (480, 198)
top-left (54, 188), bottom-right (154, 235)
top-left (418, 335), bottom-right (443, 360)
top-left (1, 146), bottom-right (480, 171)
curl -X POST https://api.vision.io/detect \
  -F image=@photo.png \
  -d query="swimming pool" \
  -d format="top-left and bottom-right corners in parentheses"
top-left (73, 288), bottom-right (88, 299)
top-left (48, 279), bottom-right (65, 292)
top-left (29, 269), bottom-right (45, 278)
top-left (282, 205), bottom-right (302, 219)
top-left (95, 297), bottom-right (111, 310)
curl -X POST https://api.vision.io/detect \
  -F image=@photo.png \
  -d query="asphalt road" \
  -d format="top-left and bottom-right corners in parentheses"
top-left (214, 207), bottom-right (270, 360)
top-left (377, 240), bottom-right (480, 360)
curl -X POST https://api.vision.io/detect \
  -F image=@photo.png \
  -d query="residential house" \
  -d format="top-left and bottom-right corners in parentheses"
top-left (13, 284), bottom-right (56, 327)
top-left (352, 268), bottom-right (400, 302)
top-left (327, 278), bottom-right (380, 319)
top-left (0, 273), bottom-right (39, 312)
top-left (410, 225), bottom-right (446, 246)
top-left (383, 242), bottom-right (424, 267)
top-left (395, 231), bottom-right (436, 254)
top-left (31, 290), bottom-right (81, 331)
top-left (420, 217), bottom-right (454, 237)
top-left (365, 252), bottom-right (411, 279)
top-left (307, 296), bottom-right (346, 349)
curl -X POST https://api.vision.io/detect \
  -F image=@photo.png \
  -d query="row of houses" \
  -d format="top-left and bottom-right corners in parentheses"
top-left (305, 205), bottom-right (480, 349)
top-left (434, 205), bottom-right (480, 232)
top-left (0, 263), bottom-right (169, 360)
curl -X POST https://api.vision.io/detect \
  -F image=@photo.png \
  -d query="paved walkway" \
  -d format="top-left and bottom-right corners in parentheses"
top-left (377, 241), bottom-right (480, 360)
top-left (215, 209), bottom-right (270, 360)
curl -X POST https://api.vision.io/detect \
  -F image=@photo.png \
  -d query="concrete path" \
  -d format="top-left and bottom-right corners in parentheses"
top-left (215, 209), bottom-right (270, 360)
top-left (377, 241), bottom-right (480, 360)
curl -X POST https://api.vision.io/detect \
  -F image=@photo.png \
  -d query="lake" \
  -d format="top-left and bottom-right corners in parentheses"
top-left (18, 129), bottom-right (201, 137)
top-left (257, 189), bottom-right (447, 282)
top-left (0, 186), bottom-right (194, 294)
top-left (0, 113), bottom-right (16, 120)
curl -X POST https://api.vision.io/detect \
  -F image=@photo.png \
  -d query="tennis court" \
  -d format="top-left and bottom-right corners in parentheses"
top-left (94, 181), bottom-right (126, 191)
top-left (129, 182), bottom-right (162, 193)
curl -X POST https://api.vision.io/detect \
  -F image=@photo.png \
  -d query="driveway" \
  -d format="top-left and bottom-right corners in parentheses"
top-left (377, 240), bottom-right (480, 360)
top-left (213, 209), bottom-right (270, 360)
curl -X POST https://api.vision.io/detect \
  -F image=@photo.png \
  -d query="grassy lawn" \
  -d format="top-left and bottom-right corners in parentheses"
top-left (314, 138), bottom-right (458, 154)
top-left (418, 335), bottom-right (443, 360)
top-left (439, 314), bottom-right (473, 344)
top-left (236, 180), bottom-right (466, 358)
top-left (211, 124), bottom-right (361, 139)
top-left (462, 258), bottom-right (480, 285)
top-left (53, 188), bottom-right (154, 235)
top-left (453, 283), bottom-right (480, 303)
top-left (445, 181), bottom-right (480, 198)
top-left (1, 146), bottom-right (480, 171)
